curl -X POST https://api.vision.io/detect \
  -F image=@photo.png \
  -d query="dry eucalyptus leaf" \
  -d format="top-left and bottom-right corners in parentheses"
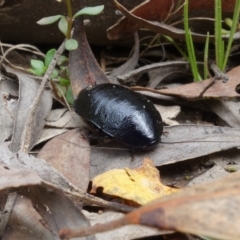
top-left (0, 164), bottom-right (42, 189)
top-left (36, 128), bottom-right (68, 146)
top-left (4, 195), bottom-right (53, 240)
top-left (46, 108), bottom-right (68, 122)
top-left (189, 148), bottom-right (240, 186)
top-left (117, 61), bottom-right (188, 84)
top-left (108, 0), bottom-right (213, 43)
top-left (0, 164), bottom-right (93, 240)
top-left (46, 109), bottom-right (87, 128)
top-left (60, 171), bottom-right (240, 240)
top-left (83, 210), bottom-right (164, 240)
top-left (38, 129), bottom-right (90, 192)
top-left (70, 18), bottom-right (109, 97)
top-left (6, 67), bottom-right (52, 153)
top-left (158, 66), bottom-right (240, 98)
top-left (125, 172), bottom-right (240, 240)
top-left (90, 125), bottom-right (240, 178)
top-left (147, 65), bottom-right (189, 89)
top-left (155, 105), bottom-right (180, 125)
top-left (27, 185), bottom-right (94, 240)
top-left (0, 80), bottom-right (18, 143)
top-left (0, 142), bottom-right (78, 191)
top-left (0, 78), bottom-right (18, 96)
top-left (205, 99), bottom-right (240, 128)
top-left (108, 0), bottom-right (236, 43)
top-left (109, 32), bottom-right (139, 84)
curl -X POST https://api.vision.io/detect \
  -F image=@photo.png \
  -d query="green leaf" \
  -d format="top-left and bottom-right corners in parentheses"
top-left (65, 87), bottom-right (74, 104)
top-left (224, 18), bottom-right (233, 28)
top-left (37, 15), bottom-right (63, 25)
top-left (73, 5), bottom-right (104, 18)
top-left (45, 49), bottom-right (56, 67)
top-left (50, 69), bottom-right (59, 78)
top-left (58, 17), bottom-right (68, 36)
top-left (58, 55), bottom-right (68, 65)
top-left (221, 28), bottom-right (230, 35)
top-left (59, 78), bottom-right (70, 86)
top-left (28, 68), bottom-right (45, 76)
top-left (65, 39), bottom-right (78, 50)
top-left (30, 59), bottom-right (45, 70)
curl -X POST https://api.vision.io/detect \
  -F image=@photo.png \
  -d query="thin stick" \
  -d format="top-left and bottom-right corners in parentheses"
top-left (0, 44), bottom-right (45, 73)
top-left (59, 216), bottom-right (128, 239)
top-left (20, 40), bottom-right (66, 152)
top-left (66, 190), bottom-right (135, 213)
top-left (197, 60), bottom-right (228, 98)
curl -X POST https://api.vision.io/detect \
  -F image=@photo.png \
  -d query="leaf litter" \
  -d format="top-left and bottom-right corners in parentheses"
top-left (0, 164), bottom-right (94, 240)
top-left (0, 1), bottom-right (240, 239)
top-left (60, 171), bottom-right (240, 240)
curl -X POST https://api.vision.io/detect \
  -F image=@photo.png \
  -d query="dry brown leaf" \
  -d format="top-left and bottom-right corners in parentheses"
top-left (0, 142), bottom-right (78, 191)
top-left (70, 18), bottom-right (109, 97)
top-left (45, 109), bottom-right (87, 128)
top-left (37, 129), bottom-right (90, 192)
top-left (90, 125), bottom-right (240, 178)
top-left (157, 66), bottom-right (240, 99)
top-left (4, 195), bottom-right (53, 239)
top-left (109, 32), bottom-right (139, 84)
top-left (0, 80), bottom-right (18, 143)
top-left (108, 0), bottom-right (236, 42)
top-left (60, 171), bottom-right (240, 240)
top-left (6, 67), bottom-right (52, 153)
top-left (0, 164), bottom-right (92, 239)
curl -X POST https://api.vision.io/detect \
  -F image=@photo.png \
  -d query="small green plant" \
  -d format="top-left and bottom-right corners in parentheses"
top-left (28, 48), bottom-right (74, 104)
top-left (29, 1), bottom-right (104, 104)
top-left (37, 2), bottom-right (104, 50)
top-left (29, 49), bottom-right (59, 77)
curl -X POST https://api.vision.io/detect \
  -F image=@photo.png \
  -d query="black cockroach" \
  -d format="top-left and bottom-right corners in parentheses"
top-left (74, 83), bottom-right (163, 149)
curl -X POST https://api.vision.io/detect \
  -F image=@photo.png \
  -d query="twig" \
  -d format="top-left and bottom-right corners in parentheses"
top-left (197, 60), bottom-right (229, 98)
top-left (139, 34), bottom-right (160, 58)
top-left (0, 43), bottom-right (45, 72)
top-left (210, 60), bottom-right (229, 82)
top-left (0, 42), bottom-right (44, 57)
top-left (20, 40), bottom-right (66, 152)
top-left (38, 180), bottom-right (135, 213)
top-left (66, 190), bottom-right (135, 213)
top-left (59, 216), bottom-right (127, 239)
top-left (56, 83), bottom-right (72, 111)
top-left (117, 61), bottom-right (188, 83)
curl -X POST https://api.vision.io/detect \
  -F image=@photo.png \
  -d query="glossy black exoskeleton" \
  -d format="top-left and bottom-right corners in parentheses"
top-left (74, 84), bottom-right (163, 149)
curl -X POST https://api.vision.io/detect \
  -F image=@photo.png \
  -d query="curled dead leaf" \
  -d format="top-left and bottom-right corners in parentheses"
top-left (91, 158), bottom-right (178, 205)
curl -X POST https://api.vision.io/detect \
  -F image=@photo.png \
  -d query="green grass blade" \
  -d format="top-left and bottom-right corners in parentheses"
top-left (203, 32), bottom-right (210, 79)
top-left (164, 35), bottom-right (189, 61)
top-left (184, 0), bottom-right (201, 81)
top-left (215, 0), bottom-right (223, 68)
top-left (221, 0), bottom-right (240, 70)
top-left (188, 29), bottom-right (202, 81)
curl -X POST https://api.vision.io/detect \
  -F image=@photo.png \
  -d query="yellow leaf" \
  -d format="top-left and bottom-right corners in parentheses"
top-left (91, 158), bottom-right (179, 205)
